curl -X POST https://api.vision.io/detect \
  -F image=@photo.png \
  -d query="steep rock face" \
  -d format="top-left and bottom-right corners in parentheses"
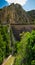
top-left (0, 3), bottom-right (34, 24)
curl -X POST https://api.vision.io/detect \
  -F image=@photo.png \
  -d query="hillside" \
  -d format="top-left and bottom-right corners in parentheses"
top-left (0, 3), bottom-right (35, 24)
top-left (27, 10), bottom-right (35, 23)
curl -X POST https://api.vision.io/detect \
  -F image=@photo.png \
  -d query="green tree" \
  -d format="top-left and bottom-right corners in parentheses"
top-left (0, 25), bottom-right (11, 65)
top-left (14, 31), bottom-right (35, 65)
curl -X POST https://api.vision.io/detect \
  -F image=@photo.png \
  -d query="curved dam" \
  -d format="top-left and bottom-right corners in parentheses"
top-left (11, 24), bottom-right (35, 40)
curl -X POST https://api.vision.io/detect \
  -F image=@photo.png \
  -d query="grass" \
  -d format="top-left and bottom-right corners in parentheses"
top-left (4, 56), bottom-right (15, 65)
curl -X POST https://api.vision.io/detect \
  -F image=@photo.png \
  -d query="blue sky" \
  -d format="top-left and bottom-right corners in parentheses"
top-left (0, 0), bottom-right (35, 11)
top-left (0, 0), bottom-right (8, 8)
top-left (23, 0), bottom-right (35, 11)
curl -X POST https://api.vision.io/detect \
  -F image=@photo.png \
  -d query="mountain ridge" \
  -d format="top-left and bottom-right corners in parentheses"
top-left (0, 3), bottom-right (35, 24)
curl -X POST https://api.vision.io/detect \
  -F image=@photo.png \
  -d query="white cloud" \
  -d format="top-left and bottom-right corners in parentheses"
top-left (5, 0), bottom-right (27, 6)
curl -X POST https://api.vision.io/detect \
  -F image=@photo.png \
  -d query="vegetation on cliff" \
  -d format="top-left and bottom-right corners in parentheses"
top-left (0, 25), bottom-right (11, 65)
top-left (14, 31), bottom-right (35, 65)
top-left (0, 24), bottom-right (35, 65)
